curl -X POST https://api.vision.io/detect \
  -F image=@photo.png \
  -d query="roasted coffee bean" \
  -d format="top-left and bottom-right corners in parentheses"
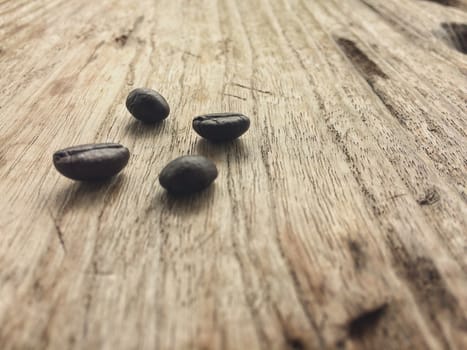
top-left (53, 143), bottom-right (130, 181)
top-left (192, 113), bottom-right (250, 142)
top-left (126, 88), bottom-right (170, 123)
top-left (159, 155), bottom-right (218, 195)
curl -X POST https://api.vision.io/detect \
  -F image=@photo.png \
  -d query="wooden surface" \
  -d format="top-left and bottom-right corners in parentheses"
top-left (0, 0), bottom-right (466, 349)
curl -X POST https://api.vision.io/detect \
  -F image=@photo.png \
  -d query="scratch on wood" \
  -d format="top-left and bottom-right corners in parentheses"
top-left (348, 303), bottom-right (388, 338)
top-left (47, 209), bottom-right (66, 253)
top-left (182, 50), bottom-right (201, 58)
top-left (232, 82), bottom-right (273, 95)
top-left (223, 93), bottom-right (247, 101)
top-left (326, 122), bottom-right (383, 216)
top-left (79, 41), bottom-right (105, 73)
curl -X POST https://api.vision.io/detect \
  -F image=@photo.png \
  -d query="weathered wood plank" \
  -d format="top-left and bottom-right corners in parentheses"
top-left (0, 0), bottom-right (466, 349)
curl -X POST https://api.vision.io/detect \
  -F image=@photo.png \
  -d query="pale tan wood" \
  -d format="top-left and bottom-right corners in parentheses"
top-left (0, 0), bottom-right (466, 349)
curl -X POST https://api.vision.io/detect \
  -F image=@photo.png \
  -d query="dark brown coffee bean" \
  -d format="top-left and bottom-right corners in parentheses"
top-left (126, 88), bottom-right (170, 123)
top-left (192, 113), bottom-right (250, 142)
top-left (53, 143), bottom-right (130, 181)
top-left (159, 155), bottom-right (218, 195)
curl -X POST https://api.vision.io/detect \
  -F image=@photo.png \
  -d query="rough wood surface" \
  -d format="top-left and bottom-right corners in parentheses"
top-left (0, 0), bottom-right (466, 349)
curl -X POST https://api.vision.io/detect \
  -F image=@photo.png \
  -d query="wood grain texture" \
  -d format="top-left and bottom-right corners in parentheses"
top-left (0, 0), bottom-right (466, 349)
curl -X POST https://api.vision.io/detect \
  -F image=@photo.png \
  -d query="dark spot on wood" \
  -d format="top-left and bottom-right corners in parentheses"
top-left (388, 239), bottom-right (467, 342)
top-left (417, 188), bottom-right (440, 206)
top-left (424, 0), bottom-right (459, 7)
top-left (335, 339), bottom-right (346, 349)
top-left (348, 239), bottom-right (367, 270)
top-left (115, 34), bottom-right (129, 46)
top-left (114, 16), bottom-right (144, 48)
top-left (286, 337), bottom-right (306, 350)
top-left (441, 23), bottom-right (467, 54)
top-left (49, 77), bottom-right (74, 96)
top-left (390, 243), bottom-right (452, 310)
top-left (68, 335), bottom-right (76, 345)
top-left (399, 256), bottom-right (453, 308)
top-left (348, 303), bottom-right (388, 339)
top-left (335, 37), bottom-right (388, 81)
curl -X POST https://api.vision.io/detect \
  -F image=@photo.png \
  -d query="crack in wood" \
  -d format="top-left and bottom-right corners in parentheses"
top-left (441, 23), bottom-right (467, 54)
top-left (335, 37), bottom-right (408, 126)
top-left (348, 239), bottom-right (367, 270)
top-left (335, 37), bottom-right (388, 80)
top-left (423, 0), bottom-right (460, 7)
top-left (348, 303), bottom-right (388, 339)
top-left (47, 209), bottom-right (66, 253)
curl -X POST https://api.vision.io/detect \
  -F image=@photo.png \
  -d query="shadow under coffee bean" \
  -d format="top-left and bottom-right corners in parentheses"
top-left (196, 138), bottom-right (249, 161)
top-left (53, 143), bottom-right (130, 181)
top-left (125, 119), bottom-right (166, 139)
top-left (151, 184), bottom-right (216, 215)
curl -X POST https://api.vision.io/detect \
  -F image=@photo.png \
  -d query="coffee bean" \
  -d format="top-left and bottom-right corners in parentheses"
top-left (53, 143), bottom-right (130, 181)
top-left (126, 88), bottom-right (170, 123)
top-left (159, 155), bottom-right (218, 195)
top-left (192, 113), bottom-right (250, 142)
